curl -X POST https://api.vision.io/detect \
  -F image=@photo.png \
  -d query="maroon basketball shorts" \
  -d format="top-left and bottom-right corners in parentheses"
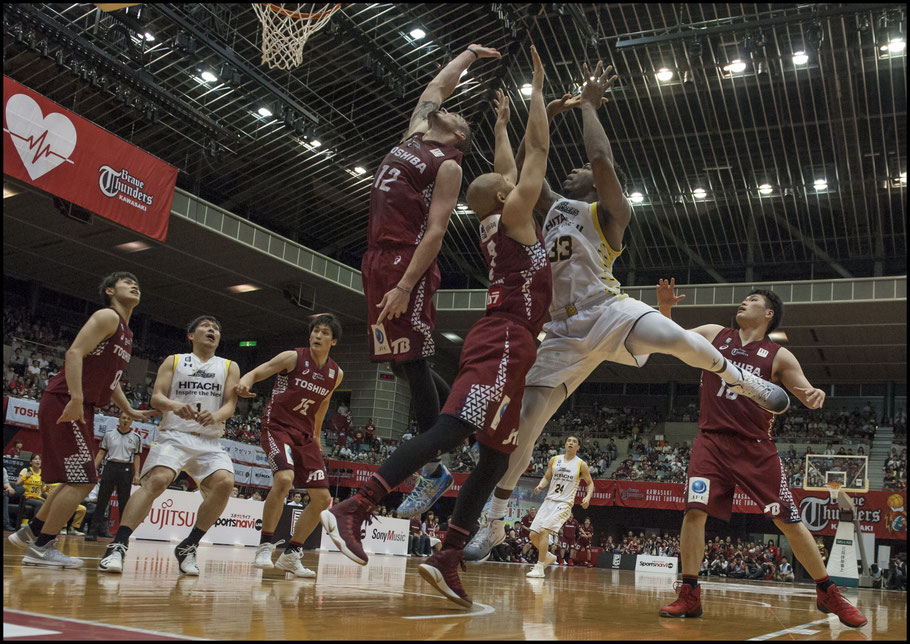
top-left (441, 317), bottom-right (539, 455)
top-left (362, 248), bottom-right (441, 363)
top-left (261, 424), bottom-right (328, 489)
top-left (574, 538), bottom-right (591, 551)
top-left (38, 392), bottom-right (99, 485)
top-left (685, 431), bottom-right (800, 523)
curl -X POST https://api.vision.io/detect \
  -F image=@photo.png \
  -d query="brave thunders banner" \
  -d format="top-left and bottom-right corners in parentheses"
top-left (3, 76), bottom-right (176, 241)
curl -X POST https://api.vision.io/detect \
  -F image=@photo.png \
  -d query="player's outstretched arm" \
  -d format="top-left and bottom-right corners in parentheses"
top-left (773, 348), bottom-right (826, 410)
top-left (580, 461), bottom-right (594, 508)
top-left (578, 61), bottom-right (629, 250)
top-left (502, 45), bottom-right (548, 244)
top-left (492, 89), bottom-right (517, 185)
top-left (656, 278), bottom-right (724, 341)
top-left (198, 362), bottom-right (241, 428)
top-left (403, 44), bottom-right (501, 141)
top-left (151, 355), bottom-right (197, 420)
top-left (235, 350), bottom-right (298, 398)
top-left (376, 160), bottom-right (461, 324)
top-left (111, 384), bottom-right (159, 422)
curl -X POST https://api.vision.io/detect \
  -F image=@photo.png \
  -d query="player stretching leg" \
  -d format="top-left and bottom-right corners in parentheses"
top-left (362, 43), bottom-right (502, 518)
top-left (99, 316), bottom-right (240, 575)
top-left (467, 62), bottom-right (789, 561)
top-left (8, 272), bottom-right (155, 568)
top-left (322, 46), bottom-right (552, 608)
top-left (526, 437), bottom-right (592, 578)
top-left (654, 280), bottom-right (866, 628)
top-left (236, 315), bottom-right (343, 578)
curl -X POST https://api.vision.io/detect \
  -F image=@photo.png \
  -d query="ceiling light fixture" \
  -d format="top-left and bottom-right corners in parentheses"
top-left (693, 188), bottom-right (707, 199)
top-left (353, 166), bottom-right (366, 175)
top-left (257, 106), bottom-right (273, 118)
top-left (227, 284), bottom-right (260, 293)
top-left (200, 70), bottom-right (218, 83)
top-left (723, 59), bottom-right (747, 73)
top-left (629, 192), bottom-right (644, 204)
top-left (309, 139), bottom-right (321, 147)
top-left (143, 32), bottom-right (155, 42)
top-left (409, 28), bottom-right (426, 40)
top-left (655, 68), bottom-right (674, 82)
top-left (520, 83), bottom-right (533, 97)
top-left (888, 37), bottom-right (906, 53)
top-left (792, 51), bottom-right (809, 65)
top-left (115, 241), bottom-right (151, 253)
top-left (898, 171), bottom-right (906, 184)
top-left (758, 183), bottom-right (773, 195)
top-left (768, 331), bottom-right (789, 343)
top-left (441, 332), bottom-right (463, 343)
top-left (813, 178), bottom-right (828, 191)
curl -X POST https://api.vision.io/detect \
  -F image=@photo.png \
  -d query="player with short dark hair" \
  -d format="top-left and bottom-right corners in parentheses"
top-left (8, 272), bottom-right (155, 568)
top-left (322, 46), bottom-right (552, 608)
top-left (363, 42), bottom-right (502, 519)
top-left (655, 280), bottom-right (865, 628)
top-left (99, 315), bottom-right (240, 575)
top-left (236, 314), bottom-right (343, 578)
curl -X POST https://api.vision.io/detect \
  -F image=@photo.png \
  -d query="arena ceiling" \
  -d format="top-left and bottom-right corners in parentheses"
top-left (2, 2), bottom-right (907, 291)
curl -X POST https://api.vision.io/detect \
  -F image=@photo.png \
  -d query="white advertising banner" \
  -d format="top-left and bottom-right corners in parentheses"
top-left (130, 488), bottom-right (263, 546)
top-left (233, 463), bottom-right (253, 484)
top-left (320, 516), bottom-right (409, 556)
top-left (219, 438), bottom-right (268, 466)
top-left (5, 397), bottom-right (39, 427)
top-left (635, 554), bottom-right (679, 574)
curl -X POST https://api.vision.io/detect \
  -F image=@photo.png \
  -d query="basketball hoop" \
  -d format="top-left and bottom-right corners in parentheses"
top-left (252, 3), bottom-right (341, 70)
top-left (826, 481), bottom-right (842, 503)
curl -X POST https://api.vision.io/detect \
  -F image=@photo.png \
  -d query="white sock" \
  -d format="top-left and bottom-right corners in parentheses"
top-left (718, 359), bottom-right (743, 385)
top-left (488, 496), bottom-right (509, 520)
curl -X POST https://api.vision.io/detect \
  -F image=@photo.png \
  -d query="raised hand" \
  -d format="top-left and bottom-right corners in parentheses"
top-left (530, 45), bottom-right (544, 90)
top-left (656, 278), bottom-right (687, 308)
top-left (467, 44), bottom-right (502, 59)
top-left (493, 88), bottom-right (510, 129)
top-left (580, 61), bottom-right (619, 107)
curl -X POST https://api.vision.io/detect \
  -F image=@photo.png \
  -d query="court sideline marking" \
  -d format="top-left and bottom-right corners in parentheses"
top-left (746, 617), bottom-right (834, 641)
top-left (3, 608), bottom-right (209, 640)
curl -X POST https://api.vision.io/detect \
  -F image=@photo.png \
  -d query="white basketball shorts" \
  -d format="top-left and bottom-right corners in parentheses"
top-left (141, 430), bottom-right (234, 485)
top-left (525, 295), bottom-right (657, 392)
top-left (529, 498), bottom-right (575, 535)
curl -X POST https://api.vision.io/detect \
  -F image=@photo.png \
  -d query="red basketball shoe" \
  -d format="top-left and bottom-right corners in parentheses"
top-left (319, 495), bottom-right (373, 566)
top-left (419, 548), bottom-right (472, 608)
top-left (659, 582), bottom-right (703, 618)
top-left (816, 585), bottom-right (867, 627)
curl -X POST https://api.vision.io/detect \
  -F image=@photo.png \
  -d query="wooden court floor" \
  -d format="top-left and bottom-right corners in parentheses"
top-left (3, 536), bottom-right (907, 640)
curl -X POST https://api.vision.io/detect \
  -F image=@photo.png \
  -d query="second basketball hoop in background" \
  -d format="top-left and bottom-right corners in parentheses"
top-left (252, 3), bottom-right (341, 70)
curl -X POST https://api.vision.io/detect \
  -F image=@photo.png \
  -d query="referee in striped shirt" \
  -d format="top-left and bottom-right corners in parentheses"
top-left (85, 411), bottom-right (143, 540)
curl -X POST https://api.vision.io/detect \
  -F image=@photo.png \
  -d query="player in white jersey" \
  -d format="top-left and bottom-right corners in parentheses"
top-left (526, 436), bottom-right (592, 578)
top-left (99, 315), bottom-right (240, 576)
top-left (466, 62), bottom-right (790, 562)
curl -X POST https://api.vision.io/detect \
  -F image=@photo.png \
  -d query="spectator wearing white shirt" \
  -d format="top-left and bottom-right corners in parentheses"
top-left (776, 556), bottom-right (794, 582)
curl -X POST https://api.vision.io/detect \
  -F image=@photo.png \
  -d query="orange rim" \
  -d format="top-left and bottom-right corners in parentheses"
top-left (263, 3), bottom-right (341, 20)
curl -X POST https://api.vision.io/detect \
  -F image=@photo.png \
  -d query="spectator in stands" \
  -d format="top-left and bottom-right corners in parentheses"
top-left (251, 490), bottom-right (263, 502)
top-left (231, 486), bottom-right (239, 498)
top-left (287, 492), bottom-right (304, 507)
top-left (4, 440), bottom-right (24, 458)
top-left (15, 454), bottom-right (45, 526)
top-left (4, 467), bottom-right (17, 531)
top-left (888, 554), bottom-right (906, 591)
top-left (777, 556), bottom-right (795, 582)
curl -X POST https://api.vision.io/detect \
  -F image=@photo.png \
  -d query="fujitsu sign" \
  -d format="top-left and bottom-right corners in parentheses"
top-left (148, 498), bottom-right (197, 529)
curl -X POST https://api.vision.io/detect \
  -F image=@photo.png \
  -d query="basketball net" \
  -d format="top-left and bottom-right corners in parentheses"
top-left (252, 3), bottom-right (341, 70)
top-left (826, 481), bottom-right (842, 503)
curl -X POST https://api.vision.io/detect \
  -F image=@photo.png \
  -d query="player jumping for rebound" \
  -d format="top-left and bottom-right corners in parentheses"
top-left (526, 436), bottom-right (592, 578)
top-left (654, 280), bottom-right (866, 628)
top-left (363, 42), bottom-right (502, 518)
top-left (236, 314), bottom-right (343, 578)
top-left (466, 61), bottom-right (790, 562)
top-left (321, 45), bottom-right (553, 608)
top-left (99, 316), bottom-right (240, 575)
top-left (8, 272), bottom-right (155, 568)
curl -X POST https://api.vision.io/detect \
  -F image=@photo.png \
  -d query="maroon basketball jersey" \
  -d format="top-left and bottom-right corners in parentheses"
top-left (45, 308), bottom-right (132, 407)
top-left (479, 214), bottom-right (553, 335)
top-left (562, 517), bottom-right (578, 541)
top-left (698, 327), bottom-right (782, 440)
top-left (368, 133), bottom-right (463, 249)
top-left (263, 348), bottom-right (339, 436)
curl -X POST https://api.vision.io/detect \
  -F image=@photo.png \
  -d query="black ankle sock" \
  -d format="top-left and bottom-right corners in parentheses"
top-left (285, 540), bottom-right (304, 554)
top-left (260, 530), bottom-right (274, 545)
top-left (28, 517), bottom-right (45, 535)
top-left (182, 526), bottom-right (206, 547)
top-left (815, 576), bottom-right (835, 592)
top-left (114, 525), bottom-right (133, 546)
top-left (682, 574), bottom-right (698, 589)
top-left (35, 532), bottom-right (55, 548)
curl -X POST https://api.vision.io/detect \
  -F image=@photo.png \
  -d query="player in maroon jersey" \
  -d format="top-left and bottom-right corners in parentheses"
top-left (562, 514), bottom-right (579, 565)
top-left (363, 43), bottom-right (502, 519)
top-left (234, 314), bottom-right (343, 578)
top-left (575, 517), bottom-right (595, 567)
top-left (655, 280), bottom-right (866, 628)
top-left (321, 46), bottom-right (552, 608)
top-left (8, 272), bottom-right (156, 568)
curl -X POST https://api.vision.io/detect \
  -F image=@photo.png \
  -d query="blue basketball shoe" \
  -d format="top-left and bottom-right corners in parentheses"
top-left (396, 463), bottom-right (454, 518)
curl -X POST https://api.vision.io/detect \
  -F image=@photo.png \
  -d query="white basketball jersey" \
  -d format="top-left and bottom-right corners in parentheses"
top-left (546, 454), bottom-right (583, 503)
top-left (159, 353), bottom-right (231, 438)
top-left (543, 197), bottom-right (626, 313)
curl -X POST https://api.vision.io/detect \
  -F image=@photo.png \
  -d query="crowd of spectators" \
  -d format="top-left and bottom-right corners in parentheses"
top-left (611, 440), bottom-right (690, 483)
top-left (698, 536), bottom-right (796, 582)
top-left (883, 447), bottom-right (908, 491)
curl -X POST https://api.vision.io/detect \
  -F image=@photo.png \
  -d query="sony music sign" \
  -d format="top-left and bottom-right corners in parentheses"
top-left (635, 554), bottom-right (679, 574)
top-left (319, 516), bottom-right (409, 556)
top-left (130, 488), bottom-right (263, 547)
